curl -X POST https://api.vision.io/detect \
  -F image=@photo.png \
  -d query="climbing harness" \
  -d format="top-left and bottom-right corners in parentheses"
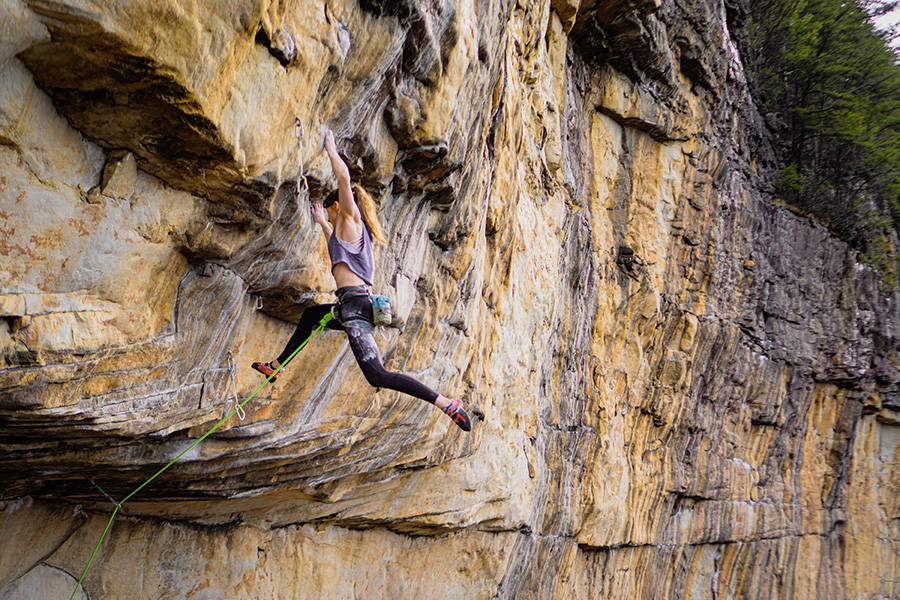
top-left (68, 312), bottom-right (334, 600)
top-left (326, 290), bottom-right (394, 328)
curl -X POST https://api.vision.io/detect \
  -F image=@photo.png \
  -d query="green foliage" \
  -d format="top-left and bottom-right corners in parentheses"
top-left (861, 235), bottom-right (900, 288)
top-left (743, 0), bottom-right (900, 286)
top-left (777, 163), bottom-right (804, 194)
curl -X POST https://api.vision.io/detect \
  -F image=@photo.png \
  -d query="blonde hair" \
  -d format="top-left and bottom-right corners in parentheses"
top-left (353, 183), bottom-right (388, 245)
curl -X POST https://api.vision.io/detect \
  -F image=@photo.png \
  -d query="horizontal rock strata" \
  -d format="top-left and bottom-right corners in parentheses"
top-left (0, 0), bottom-right (896, 598)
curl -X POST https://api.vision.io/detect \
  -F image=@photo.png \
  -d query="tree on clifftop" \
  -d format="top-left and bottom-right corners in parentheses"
top-left (743, 0), bottom-right (900, 285)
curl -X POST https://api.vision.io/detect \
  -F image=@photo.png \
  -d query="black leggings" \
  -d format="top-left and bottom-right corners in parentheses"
top-left (276, 288), bottom-right (439, 404)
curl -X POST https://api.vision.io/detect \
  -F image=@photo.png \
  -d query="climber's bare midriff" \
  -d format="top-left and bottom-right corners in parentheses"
top-left (332, 262), bottom-right (367, 288)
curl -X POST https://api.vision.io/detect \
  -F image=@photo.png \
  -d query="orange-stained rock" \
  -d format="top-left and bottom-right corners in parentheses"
top-left (0, 1), bottom-right (896, 599)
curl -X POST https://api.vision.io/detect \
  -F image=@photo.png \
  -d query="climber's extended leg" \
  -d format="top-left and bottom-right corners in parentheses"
top-left (252, 304), bottom-right (342, 383)
top-left (342, 315), bottom-right (472, 432)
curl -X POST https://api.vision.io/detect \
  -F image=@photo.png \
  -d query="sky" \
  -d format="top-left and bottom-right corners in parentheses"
top-left (870, 3), bottom-right (900, 51)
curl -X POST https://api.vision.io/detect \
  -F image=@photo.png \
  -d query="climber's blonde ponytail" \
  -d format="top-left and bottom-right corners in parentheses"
top-left (353, 184), bottom-right (388, 246)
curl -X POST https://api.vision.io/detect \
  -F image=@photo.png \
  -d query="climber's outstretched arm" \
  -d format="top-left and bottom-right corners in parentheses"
top-left (324, 129), bottom-right (361, 222)
top-left (311, 203), bottom-right (333, 240)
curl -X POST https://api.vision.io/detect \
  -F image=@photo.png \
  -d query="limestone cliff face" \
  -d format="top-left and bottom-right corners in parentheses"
top-left (0, 0), bottom-right (897, 598)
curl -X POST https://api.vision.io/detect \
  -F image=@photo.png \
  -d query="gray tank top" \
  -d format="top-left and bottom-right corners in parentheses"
top-left (327, 222), bottom-right (374, 286)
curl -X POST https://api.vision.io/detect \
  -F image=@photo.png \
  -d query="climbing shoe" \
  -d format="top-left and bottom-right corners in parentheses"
top-left (441, 398), bottom-right (472, 432)
top-left (251, 361), bottom-right (280, 384)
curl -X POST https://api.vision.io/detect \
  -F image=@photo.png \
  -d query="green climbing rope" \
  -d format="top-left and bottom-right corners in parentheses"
top-left (68, 312), bottom-right (333, 600)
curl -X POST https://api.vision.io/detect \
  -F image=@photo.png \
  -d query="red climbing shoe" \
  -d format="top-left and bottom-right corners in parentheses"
top-left (251, 361), bottom-right (280, 384)
top-left (441, 398), bottom-right (472, 432)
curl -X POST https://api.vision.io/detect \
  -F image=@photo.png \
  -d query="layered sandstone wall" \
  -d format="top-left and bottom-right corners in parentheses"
top-left (0, 0), bottom-right (896, 598)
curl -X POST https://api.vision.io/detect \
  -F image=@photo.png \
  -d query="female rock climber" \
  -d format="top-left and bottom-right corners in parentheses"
top-left (252, 129), bottom-right (472, 431)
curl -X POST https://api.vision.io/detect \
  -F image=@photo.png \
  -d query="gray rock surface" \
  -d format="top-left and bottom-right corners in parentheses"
top-left (0, 0), bottom-right (896, 598)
